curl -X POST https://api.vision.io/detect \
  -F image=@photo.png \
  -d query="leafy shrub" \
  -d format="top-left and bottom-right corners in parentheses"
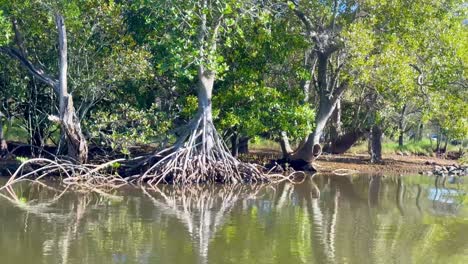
top-left (87, 103), bottom-right (172, 155)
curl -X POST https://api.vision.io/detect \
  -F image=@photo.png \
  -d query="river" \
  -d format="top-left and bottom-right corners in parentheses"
top-left (0, 174), bottom-right (467, 264)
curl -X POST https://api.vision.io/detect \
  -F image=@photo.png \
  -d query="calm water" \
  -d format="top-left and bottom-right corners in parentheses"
top-left (0, 174), bottom-right (467, 264)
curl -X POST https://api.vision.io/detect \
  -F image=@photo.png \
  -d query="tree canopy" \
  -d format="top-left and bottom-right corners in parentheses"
top-left (0, 0), bottom-right (466, 177)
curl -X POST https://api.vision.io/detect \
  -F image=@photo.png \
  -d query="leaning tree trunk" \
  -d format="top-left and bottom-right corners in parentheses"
top-left (369, 125), bottom-right (383, 163)
top-left (323, 130), bottom-right (364, 154)
top-left (289, 97), bottom-right (336, 163)
top-left (289, 51), bottom-right (344, 163)
top-left (443, 135), bottom-right (449, 154)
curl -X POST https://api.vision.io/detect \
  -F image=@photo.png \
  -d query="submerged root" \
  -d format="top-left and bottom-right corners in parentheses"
top-left (132, 114), bottom-right (268, 185)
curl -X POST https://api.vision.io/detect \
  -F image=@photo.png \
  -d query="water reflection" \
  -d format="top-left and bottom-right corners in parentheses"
top-left (141, 184), bottom-right (263, 264)
top-left (0, 174), bottom-right (467, 264)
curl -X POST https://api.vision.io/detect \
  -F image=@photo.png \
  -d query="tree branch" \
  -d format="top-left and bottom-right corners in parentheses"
top-left (0, 46), bottom-right (59, 93)
top-left (289, 1), bottom-right (317, 39)
top-left (409, 63), bottom-right (424, 86)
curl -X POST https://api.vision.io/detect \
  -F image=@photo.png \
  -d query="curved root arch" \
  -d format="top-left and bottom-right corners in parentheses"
top-left (138, 112), bottom-right (267, 185)
top-left (1, 158), bottom-right (127, 193)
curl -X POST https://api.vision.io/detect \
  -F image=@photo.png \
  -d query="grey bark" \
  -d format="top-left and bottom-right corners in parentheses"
top-left (55, 14), bottom-right (88, 163)
top-left (279, 131), bottom-right (293, 158)
top-left (290, 50), bottom-right (346, 162)
top-left (329, 99), bottom-right (342, 142)
top-left (288, 2), bottom-right (349, 164)
top-left (197, 65), bottom-right (215, 152)
top-left (443, 135), bottom-right (449, 153)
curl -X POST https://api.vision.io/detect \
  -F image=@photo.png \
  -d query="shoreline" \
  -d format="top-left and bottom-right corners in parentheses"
top-left (1, 150), bottom-right (461, 178)
top-left (315, 153), bottom-right (458, 175)
top-left (245, 149), bottom-right (460, 176)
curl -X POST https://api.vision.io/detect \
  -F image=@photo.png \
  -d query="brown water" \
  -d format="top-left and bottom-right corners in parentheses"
top-left (0, 174), bottom-right (467, 264)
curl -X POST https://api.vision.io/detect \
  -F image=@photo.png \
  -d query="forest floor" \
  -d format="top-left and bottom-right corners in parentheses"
top-left (314, 153), bottom-right (457, 175)
top-left (244, 148), bottom-right (459, 176)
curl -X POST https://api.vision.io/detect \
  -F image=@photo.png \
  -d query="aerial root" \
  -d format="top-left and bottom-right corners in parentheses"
top-left (2, 115), bottom-right (310, 189)
top-left (133, 114), bottom-right (270, 185)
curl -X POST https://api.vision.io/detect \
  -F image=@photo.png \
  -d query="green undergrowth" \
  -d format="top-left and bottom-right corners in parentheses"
top-left (348, 138), bottom-right (461, 156)
top-left (459, 153), bottom-right (468, 165)
top-left (249, 137), bottom-right (281, 152)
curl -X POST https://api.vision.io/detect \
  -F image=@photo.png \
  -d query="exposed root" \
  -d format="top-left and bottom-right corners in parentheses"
top-left (2, 114), bottom-right (308, 188)
top-left (132, 113), bottom-right (268, 185)
top-left (1, 157), bottom-right (127, 193)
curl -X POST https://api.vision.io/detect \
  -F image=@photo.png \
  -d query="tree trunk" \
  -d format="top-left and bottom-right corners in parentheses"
top-left (329, 99), bottom-right (342, 143)
top-left (369, 125), bottom-right (383, 163)
top-left (288, 53), bottom-right (343, 163)
top-left (323, 130), bottom-right (364, 154)
top-left (0, 119), bottom-right (7, 157)
top-left (398, 132), bottom-right (404, 147)
top-left (238, 137), bottom-right (249, 154)
top-left (55, 14), bottom-right (88, 164)
top-left (289, 98), bottom-right (335, 162)
top-left (230, 132), bottom-right (238, 157)
top-left (279, 131), bottom-right (293, 159)
top-left (302, 79), bottom-right (311, 104)
top-left (398, 104), bottom-right (407, 147)
top-left (196, 65), bottom-right (215, 152)
top-left (443, 136), bottom-right (449, 154)
top-left (415, 122), bottom-right (423, 141)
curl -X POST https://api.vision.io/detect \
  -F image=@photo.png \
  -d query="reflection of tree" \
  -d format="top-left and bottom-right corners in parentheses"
top-left (1, 175), bottom-right (466, 264)
top-left (368, 175), bottom-right (382, 208)
top-left (142, 184), bottom-right (264, 264)
top-left (0, 182), bottom-right (98, 264)
top-left (273, 176), bottom-right (338, 263)
top-left (396, 177), bottom-right (405, 215)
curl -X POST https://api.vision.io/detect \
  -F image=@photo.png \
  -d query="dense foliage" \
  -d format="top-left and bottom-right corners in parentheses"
top-left (0, 0), bottom-right (466, 160)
